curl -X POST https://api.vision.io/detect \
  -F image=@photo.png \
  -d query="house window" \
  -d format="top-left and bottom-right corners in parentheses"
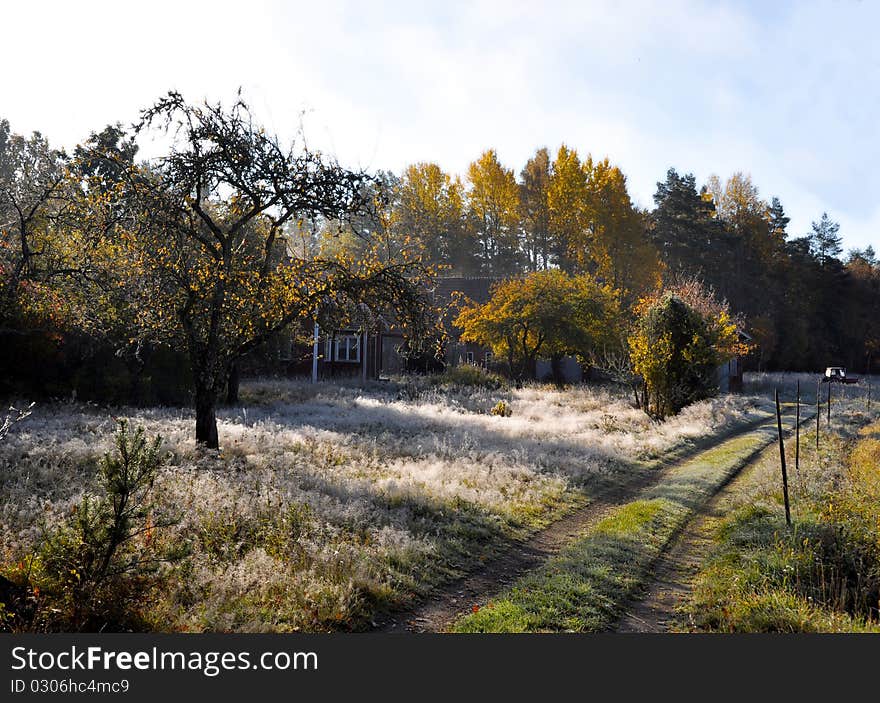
top-left (466, 351), bottom-right (475, 364)
top-left (484, 352), bottom-right (492, 365)
top-left (326, 334), bottom-right (360, 362)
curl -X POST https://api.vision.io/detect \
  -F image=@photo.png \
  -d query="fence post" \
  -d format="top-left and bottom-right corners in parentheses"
top-left (311, 324), bottom-right (320, 384)
top-left (827, 380), bottom-right (832, 427)
top-left (795, 380), bottom-right (800, 483)
top-left (775, 388), bottom-right (792, 526)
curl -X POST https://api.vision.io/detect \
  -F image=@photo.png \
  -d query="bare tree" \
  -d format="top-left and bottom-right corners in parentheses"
top-left (76, 93), bottom-right (433, 448)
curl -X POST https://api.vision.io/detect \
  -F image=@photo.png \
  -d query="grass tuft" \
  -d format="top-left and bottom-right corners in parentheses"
top-left (684, 417), bottom-right (880, 633)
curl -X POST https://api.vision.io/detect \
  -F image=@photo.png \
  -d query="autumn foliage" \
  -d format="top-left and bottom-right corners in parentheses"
top-left (66, 93), bottom-right (435, 448)
top-left (629, 283), bottom-right (744, 419)
top-left (454, 269), bottom-right (620, 383)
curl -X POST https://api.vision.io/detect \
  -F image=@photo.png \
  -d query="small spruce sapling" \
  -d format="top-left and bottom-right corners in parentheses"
top-left (34, 420), bottom-right (185, 630)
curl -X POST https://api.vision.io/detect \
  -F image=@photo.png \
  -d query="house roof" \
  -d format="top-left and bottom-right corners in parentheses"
top-left (432, 276), bottom-right (507, 305)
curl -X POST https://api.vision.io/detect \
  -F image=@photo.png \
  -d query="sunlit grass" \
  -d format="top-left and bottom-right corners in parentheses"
top-left (683, 414), bottom-right (880, 633)
top-left (0, 375), bottom-right (770, 631)
top-left (453, 416), bottom-right (792, 633)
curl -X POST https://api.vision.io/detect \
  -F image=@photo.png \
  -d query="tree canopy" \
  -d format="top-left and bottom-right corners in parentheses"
top-left (629, 289), bottom-right (741, 419)
top-left (66, 93), bottom-right (433, 448)
top-left (454, 269), bottom-right (620, 382)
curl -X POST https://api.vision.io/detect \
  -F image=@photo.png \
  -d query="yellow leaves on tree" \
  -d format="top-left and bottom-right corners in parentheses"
top-left (466, 150), bottom-right (521, 274)
top-left (546, 146), bottom-right (661, 302)
top-left (629, 281), bottom-right (745, 419)
top-left (454, 269), bottom-right (620, 382)
top-left (392, 163), bottom-right (465, 270)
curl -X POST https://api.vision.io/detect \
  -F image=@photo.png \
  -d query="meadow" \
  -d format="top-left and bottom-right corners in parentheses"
top-left (683, 392), bottom-right (880, 632)
top-left (1, 373), bottom-right (775, 631)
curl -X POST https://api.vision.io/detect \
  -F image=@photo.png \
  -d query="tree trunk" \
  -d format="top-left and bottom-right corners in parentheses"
top-left (127, 359), bottom-right (145, 406)
top-left (195, 384), bottom-right (219, 449)
top-left (226, 362), bottom-right (240, 405)
top-left (127, 343), bottom-right (149, 406)
top-left (551, 354), bottom-right (564, 388)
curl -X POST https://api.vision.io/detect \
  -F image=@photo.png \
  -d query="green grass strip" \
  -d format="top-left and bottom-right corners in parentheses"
top-left (453, 416), bottom-right (799, 632)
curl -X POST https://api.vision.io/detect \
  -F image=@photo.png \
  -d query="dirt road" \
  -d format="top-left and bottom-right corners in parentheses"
top-left (374, 412), bottom-right (776, 633)
top-left (616, 412), bottom-right (816, 633)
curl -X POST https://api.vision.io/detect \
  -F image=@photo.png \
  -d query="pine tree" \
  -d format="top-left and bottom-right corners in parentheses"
top-left (767, 197), bottom-right (790, 242)
top-left (809, 212), bottom-right (843, 267)
top-left (651, 168), bottom-right (719, 275)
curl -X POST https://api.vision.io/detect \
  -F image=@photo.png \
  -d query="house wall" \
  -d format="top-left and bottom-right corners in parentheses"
top-left (535, 356), bottom-right (583, 383)
top-left (716, 357), bottom-right (743, 393)
top-left (446, 341), bottom-right (493, 368)
top-left (308, 330), bottom-right (382, 381)
top-left (380, 333), bottom-right (405, 375)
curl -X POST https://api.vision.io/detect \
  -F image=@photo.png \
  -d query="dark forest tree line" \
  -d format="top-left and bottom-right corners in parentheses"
top-left (3, 101), bottom-right (880, 449)
top-left (652, 169), bottom-right (879, 373)
top-left (369, 155), bottom-right (878, 374)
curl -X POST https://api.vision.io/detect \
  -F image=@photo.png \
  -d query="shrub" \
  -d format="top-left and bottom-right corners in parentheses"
top-left (629, 293), bottom-right (733, 419)
top-left (5, 420), bottom-right (185, 631)
top-left (490, 400), bottom-right (512, 417)
top-left (436, 364), bottom-right (507, 390)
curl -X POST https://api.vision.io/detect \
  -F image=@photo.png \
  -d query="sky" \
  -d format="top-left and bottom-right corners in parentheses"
top-left (3, 0), bottom-right (879, 252)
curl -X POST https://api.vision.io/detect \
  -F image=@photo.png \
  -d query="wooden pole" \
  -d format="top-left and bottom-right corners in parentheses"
top-left (795, 379), bottom-right (800, 475)
top-left (361, 331), bottom-right (368, 386)
top-left (329, 330), bottom-right (336, 378)
top-left (827, 380), bottom-right (832, 427)
top-left (311, 324), bottom-right (319, 384)
top-left (775, 388), bottom-right (792, 526)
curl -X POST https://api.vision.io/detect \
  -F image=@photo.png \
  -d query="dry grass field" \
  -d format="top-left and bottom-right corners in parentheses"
top-left (1, 375), bottom-right (774, 631)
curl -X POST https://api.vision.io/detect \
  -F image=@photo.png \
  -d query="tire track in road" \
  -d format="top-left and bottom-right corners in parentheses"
top-left (373, 412), bottom-right (775, 633)
top-left (616, 412), bottom-right (816, 633)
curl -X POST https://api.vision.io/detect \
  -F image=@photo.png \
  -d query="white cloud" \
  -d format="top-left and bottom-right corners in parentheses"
top-left (1, 0), bottom-right (877, 249)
